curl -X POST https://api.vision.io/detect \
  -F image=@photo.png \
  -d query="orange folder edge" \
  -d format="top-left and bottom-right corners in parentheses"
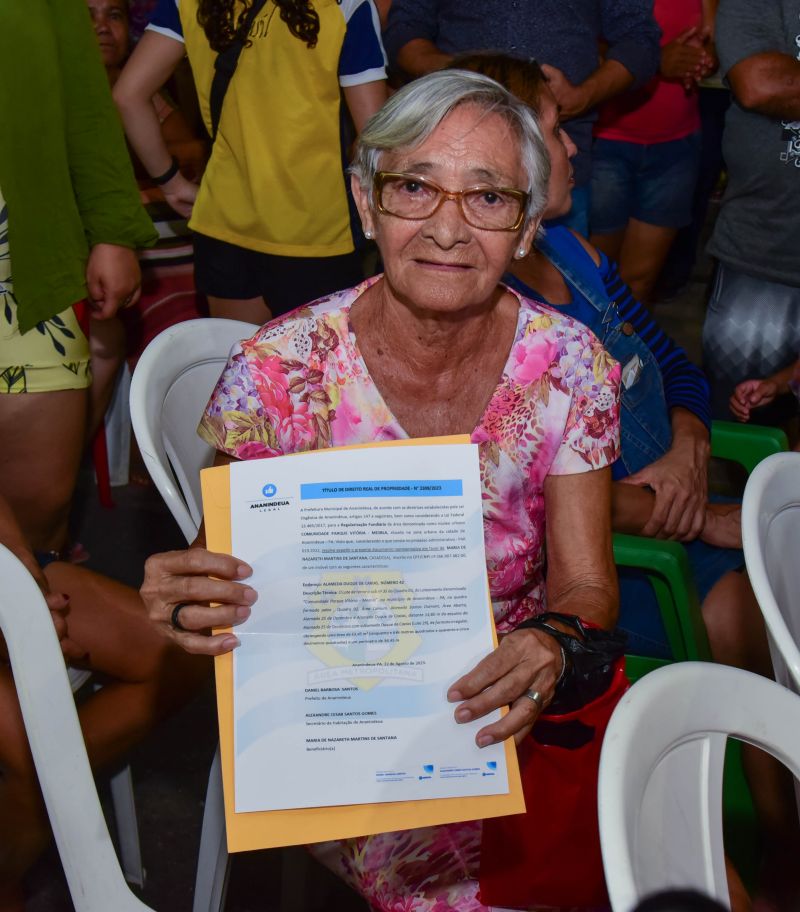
top-left (200, 436), bottom-right (525, 853)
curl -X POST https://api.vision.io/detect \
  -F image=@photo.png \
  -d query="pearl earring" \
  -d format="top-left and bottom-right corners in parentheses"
top-left (518, 247), bottom-right (527, 258)
top-left (364, 230), bottom-right (373, 240)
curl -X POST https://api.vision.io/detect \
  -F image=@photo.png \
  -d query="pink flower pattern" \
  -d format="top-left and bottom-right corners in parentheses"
top-left (199, 277), bottom-right (620, 910)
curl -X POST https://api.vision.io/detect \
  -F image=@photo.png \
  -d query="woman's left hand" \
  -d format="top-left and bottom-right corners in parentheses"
top-left (447, 628), bottom-right (563, 747)
top-left (620, 410), bottom-right (710, 541)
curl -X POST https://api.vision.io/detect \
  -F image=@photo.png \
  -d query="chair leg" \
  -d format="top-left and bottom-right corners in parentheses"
top-left (193, 744), bottom-right (230, 912)
top-left (109, 764), bottom-right (145, 888)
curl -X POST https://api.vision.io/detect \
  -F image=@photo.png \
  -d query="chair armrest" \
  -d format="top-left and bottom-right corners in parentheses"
top-left (613, 533), bottom-right (711, 663)
top-left (711, 421), bottom-right (788, 475)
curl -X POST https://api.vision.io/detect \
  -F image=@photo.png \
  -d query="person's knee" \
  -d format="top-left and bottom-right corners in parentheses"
top-left (701, 570), bottom-right (771, 674)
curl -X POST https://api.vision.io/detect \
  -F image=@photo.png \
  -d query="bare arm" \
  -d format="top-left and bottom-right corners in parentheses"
top-left (447, 468), bottom-right (618, 747)
top-left (544, 468), bottom-right (618, 629)
top-left (541, 59), bottom-right (635, 120)
top-left (620, 407), bottom-right (710, 540)
top-left (113, 30), bottom-right (198, 216)
top-left (726, 52), bottom-right (800, 119)
top-left (342, 80), bottom-right (389, 133)
top-left (395, 38), bottom-right (453, 77)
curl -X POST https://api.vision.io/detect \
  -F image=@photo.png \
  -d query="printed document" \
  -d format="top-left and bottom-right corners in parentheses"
top-left (225, 441), bottom-right (510, 813)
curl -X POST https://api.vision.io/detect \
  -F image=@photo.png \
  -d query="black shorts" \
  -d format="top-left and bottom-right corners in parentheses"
top-left (193, 232), bottom-right (364, 317)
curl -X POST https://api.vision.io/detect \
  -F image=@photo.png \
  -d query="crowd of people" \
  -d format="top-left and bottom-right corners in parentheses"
top-left (1, 0), bottom-right (799, 910)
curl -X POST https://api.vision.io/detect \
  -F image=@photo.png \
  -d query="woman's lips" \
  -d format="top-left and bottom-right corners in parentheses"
top-left (415, 260), bottom-right (472, 271)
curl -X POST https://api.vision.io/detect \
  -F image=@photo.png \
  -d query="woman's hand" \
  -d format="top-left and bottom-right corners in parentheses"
top-left (160, 171), bottom-right (198, 219)
top-left (140, 548), bottom-right (256, 655)
top-left (85, 243), bottom-right (141, 319)
top-left (700, 502), bottom-right (742, 549)
top-left (620, 409), bottom-right (710, 541)
top-left (447, 628), bottom-right (563, 747)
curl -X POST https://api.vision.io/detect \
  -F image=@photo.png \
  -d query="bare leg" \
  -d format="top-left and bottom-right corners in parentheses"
top-left (702, 570), bottom-right (800, 909)
top-left (0, 562), bottom-right (209, 900)
top-left (589, 227), bottom-right (625, 264)
top-left (207, 294), bottom-right (271, 325)
top-left (0, 389), bottom-right (88, 553)
top-left (616, 218), bottom-right (678, 304)
top-left (87, 316), bottom-right (126, 441)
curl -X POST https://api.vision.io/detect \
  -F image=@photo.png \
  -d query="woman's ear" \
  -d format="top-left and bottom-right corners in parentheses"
top-left (351, 174), bottom-right (377, 240)
top-left (516, 216), bottom-right (541, 258)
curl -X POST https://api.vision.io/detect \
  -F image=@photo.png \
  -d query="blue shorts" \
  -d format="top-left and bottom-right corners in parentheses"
top-left (618, 497), bottom-right (745, 659)
top-left (590, 131), bottom-right (701, 233)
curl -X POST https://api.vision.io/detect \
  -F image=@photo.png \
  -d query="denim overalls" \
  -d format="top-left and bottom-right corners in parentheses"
top-left (506, 226), bottom-right (673, 479)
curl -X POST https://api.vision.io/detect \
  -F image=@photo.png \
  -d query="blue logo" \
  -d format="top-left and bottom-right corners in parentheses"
top-left (261, 483), bottom-right (277, 498)
top-left (486, 761), bottom-right (497, 771)
top-left (422, 764), bottom-right (434, 774)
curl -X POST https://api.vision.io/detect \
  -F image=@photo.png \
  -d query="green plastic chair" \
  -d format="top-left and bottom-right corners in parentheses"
top-left (615, 420), bottom-right (788, 683)
top-left (613, 421), bottom-right (788, 881)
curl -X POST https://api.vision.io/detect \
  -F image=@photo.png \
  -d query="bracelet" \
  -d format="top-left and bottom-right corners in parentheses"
top-left (151, 155), bottom-right (180, 186)
top-left (515, 612), bottom-right (627, 715)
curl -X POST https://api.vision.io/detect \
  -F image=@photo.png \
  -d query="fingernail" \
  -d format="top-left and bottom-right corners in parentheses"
top-left (455, 708), bottom-right (472, 723)
top-left (236, 563), bottom-right (253, 579)
top-left (222, 635), bottom-right (240, 650)
top-left (235, 605), bottom-right (251, 620)
top-left (243, 588), bottom-right (257, 604)
top-left (477, 735), bottom-right (494, 748)
top-left (447, 689), bottom-right (463, 703)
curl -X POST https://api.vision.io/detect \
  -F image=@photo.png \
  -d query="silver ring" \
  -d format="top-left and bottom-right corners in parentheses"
top-left (524, 689), bottom-right (543, 709)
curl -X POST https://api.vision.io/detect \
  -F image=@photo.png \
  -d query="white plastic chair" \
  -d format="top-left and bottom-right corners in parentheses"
top-left (0, 544), bottom-right (155, 911)
top-left (742, 451), bottom-right (800, 693)
top-left (129, 318), bottom-right (258, 543)
top-left (598, 662), bottom-right (800, 911)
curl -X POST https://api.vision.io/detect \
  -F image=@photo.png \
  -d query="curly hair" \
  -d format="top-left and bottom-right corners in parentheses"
top-left (197, 0), bottom-right (338, 54)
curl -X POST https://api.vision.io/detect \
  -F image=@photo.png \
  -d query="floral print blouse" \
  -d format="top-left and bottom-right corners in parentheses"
top-left (199, 276), bottom-right (621, 632)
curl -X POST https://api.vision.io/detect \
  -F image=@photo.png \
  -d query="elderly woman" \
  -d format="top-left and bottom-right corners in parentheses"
top-left (141, 70), bottom-right (621, 911)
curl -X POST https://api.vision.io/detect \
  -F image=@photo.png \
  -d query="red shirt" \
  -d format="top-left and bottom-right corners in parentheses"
top-left (595, 0), bottom-right (702, 144)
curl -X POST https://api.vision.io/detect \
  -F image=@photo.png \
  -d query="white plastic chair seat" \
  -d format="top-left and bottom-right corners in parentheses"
top-left (598, 662), bottom-right (800, 911)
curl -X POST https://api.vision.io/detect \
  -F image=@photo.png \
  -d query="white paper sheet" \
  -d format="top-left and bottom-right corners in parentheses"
top-left (228, 442), bottom-right (508, 813)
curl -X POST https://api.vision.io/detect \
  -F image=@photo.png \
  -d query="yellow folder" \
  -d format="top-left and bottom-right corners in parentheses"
top-left (200, 436), bottom-right (525, 853)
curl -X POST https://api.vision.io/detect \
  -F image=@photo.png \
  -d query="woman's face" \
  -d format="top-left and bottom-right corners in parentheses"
top-left (353, 104), bottom-right (540, 316)
top-left (537, 86), bottom-right (577, 220)
top-left (88, 0), bottom-right (130, 70)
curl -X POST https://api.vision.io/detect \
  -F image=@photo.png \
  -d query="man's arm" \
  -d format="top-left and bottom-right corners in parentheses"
top-left (383, 0), bottom-right (444, 74)
top-left (727, 53), bottom-right (800, 119)
top-left (395, 38), bottom-right (453, 76)
top-left (716, 0), bottom-right (800, 119)
top-left (542, 0), bottom-right (660, 119)
top-left (541, 59), bottom-right (637, 120)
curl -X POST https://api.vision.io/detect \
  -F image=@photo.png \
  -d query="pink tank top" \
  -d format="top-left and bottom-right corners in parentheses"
top-left (595, 0), bottom-right (702, 145)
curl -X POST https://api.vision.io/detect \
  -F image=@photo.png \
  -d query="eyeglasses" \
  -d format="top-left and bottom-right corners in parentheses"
top-left (373, 171), bottom-right (529, 232)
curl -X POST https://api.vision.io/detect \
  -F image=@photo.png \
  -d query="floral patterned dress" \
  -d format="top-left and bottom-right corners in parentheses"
top-left (199, 276), bottom-right (620, 911)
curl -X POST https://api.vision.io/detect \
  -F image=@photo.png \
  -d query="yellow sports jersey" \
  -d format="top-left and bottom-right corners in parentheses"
top-left (149, 0), bottom-right (386, 257)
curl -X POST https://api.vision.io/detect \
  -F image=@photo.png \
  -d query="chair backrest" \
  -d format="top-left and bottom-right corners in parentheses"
top-left (598, 662), bottom-right (800, 912)
top-left (742, 451), bottom-right (800, 694)
top-left (129, 319), bottom-right (258, 543)
top-left (0, 546), bottom-right (154, 911)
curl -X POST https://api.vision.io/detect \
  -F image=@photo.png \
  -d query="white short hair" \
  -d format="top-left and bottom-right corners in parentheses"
top-left (350, 69), bottom-right (550, 225)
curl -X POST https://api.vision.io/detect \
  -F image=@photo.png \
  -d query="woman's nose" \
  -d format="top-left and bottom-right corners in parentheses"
top-left (423, 196), bottom-right (471, 246)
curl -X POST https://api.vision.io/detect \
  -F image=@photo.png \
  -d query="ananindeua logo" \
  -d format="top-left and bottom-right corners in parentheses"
top-left (261, 483), bottom-right (277, 498)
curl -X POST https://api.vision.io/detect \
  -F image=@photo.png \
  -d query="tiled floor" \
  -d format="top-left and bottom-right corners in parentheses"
top-left (23, 241), bottom-right (718, 911)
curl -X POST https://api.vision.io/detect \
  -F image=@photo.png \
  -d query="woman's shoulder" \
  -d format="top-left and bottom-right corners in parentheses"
top-left (242, 281), bottom-right (371, 353)
top-left (509, 285), bottom-right (605, 347)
